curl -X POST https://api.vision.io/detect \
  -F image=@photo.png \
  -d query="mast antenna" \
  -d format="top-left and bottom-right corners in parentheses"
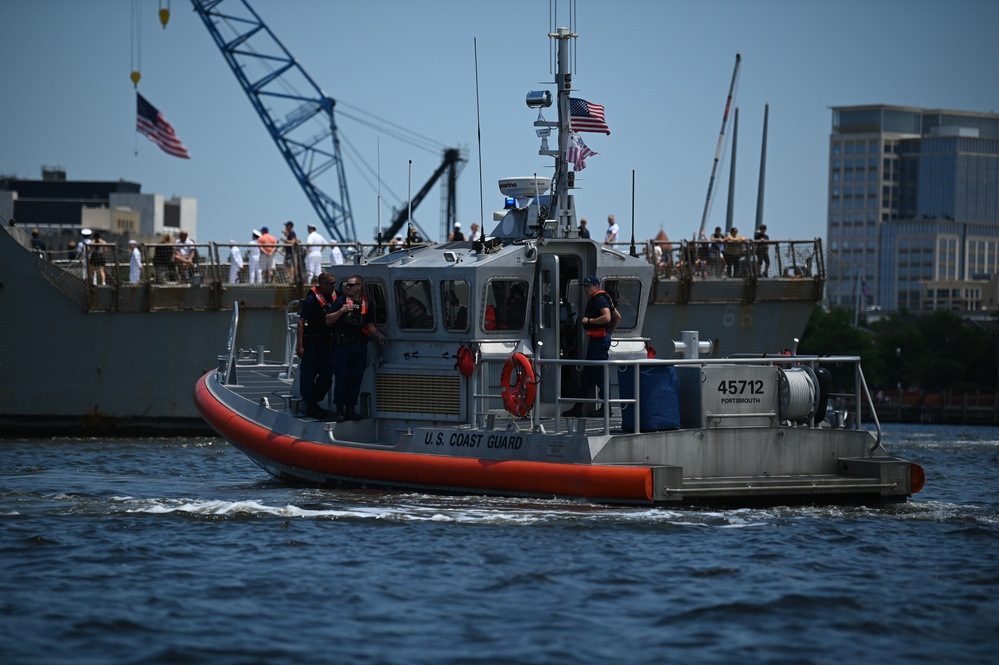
top-left (698, 52), bottom-right (742, 237)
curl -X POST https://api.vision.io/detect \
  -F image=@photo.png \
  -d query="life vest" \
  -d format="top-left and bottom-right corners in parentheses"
top-left (456, 345), bottom-right (476, 377)
top-left (310, 285), bottom-right (331, 309)
top-left (583, 289), bottom-right (613, 337)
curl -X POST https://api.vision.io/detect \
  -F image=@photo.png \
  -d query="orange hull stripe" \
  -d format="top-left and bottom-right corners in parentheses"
top-left (195, 373), bottom-right (653, 501)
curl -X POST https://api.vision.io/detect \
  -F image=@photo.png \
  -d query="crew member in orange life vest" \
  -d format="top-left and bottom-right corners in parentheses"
top-left (296, 271), bottom-right (337, 419)
top-left (563, 275), bottom-right (613, 417)
top-left (326, 275), bottom-right (388, 422)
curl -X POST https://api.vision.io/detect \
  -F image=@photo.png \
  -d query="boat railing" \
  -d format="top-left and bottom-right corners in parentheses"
top-left (473, 348), bottom-right (880, 445)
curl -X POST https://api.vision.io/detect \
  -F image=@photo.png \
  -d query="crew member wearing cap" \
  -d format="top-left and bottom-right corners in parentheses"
top-left (563, 275), bottom-right (613, 417)
top-left (128, 239), bottom-right (143, 284)
top-left (304, 223), bottom-right (326, 282)
top-left (248, 229), bottom-right (262, 284)
top-left (449, 222), bottom-right (465, 242)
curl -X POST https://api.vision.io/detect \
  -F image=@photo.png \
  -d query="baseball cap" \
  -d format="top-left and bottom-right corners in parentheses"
top-left (582, 275), bottom-right (600, 286)
top-left (260, 226), bottom-right (269, 233)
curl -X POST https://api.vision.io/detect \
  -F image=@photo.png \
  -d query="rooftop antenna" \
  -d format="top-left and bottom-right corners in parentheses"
top-left (474, 38), bottom-right (484, 234)
top-left (406, 159), bottom-right (413, 247)
top-left (629, 170), bottom-right (638, 257)
top-left (376, 137), bottom-right (382, 247)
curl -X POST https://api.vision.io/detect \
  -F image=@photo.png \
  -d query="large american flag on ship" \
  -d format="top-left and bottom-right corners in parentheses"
top-left (136, 93), bottom-right (191, 159)
top-left (567, 131), bottom-right (596, 170)
top-left (569, 97), bottom-right (610, 135)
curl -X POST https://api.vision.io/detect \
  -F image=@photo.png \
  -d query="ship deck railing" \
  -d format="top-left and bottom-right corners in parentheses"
top-left (471, 348), bottom-right (881, 448)
top-left (46, 241), bottom-right (407, 312)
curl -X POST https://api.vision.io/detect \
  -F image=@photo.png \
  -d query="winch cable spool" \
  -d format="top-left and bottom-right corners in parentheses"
top-left (778, 365), bottom-right (818, 423)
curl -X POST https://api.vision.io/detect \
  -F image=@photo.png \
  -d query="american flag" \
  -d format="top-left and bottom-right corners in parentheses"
top-left (136, 93), bottom-right (191, 159)
top-left (569, 98), bottom-right (610, 135)
top-left (567, 131), bottom-right (596, 170)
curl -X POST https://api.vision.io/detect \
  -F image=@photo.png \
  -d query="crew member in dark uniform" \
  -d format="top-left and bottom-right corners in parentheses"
top-left (296, 271), bottom-right (337, 419)
top-left (563, 275), bottom-right (613, 417)
top-left (327, 275), bottom-right (388, 422)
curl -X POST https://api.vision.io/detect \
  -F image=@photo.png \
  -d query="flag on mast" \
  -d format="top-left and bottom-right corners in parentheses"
top-left (136, 93), bottom-right (191, 159)
top-left (567, 131), bottom-right (596, 171)
top-left (569, 98), bottom-right (610, 134)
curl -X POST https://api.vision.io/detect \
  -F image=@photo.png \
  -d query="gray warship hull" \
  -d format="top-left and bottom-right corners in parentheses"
top-left (0, 225), bottom-right (821, 435)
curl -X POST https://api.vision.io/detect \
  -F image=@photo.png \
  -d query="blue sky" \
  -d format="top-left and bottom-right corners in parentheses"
top-left (3, 0), bottom-right (997, 246)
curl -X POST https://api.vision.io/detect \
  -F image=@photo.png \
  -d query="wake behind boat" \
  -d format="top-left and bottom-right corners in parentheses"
top-left (194, 26), bottom-right (924, 506)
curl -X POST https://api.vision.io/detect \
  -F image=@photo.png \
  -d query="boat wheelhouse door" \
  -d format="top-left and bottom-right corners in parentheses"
top-left (537, 251), bottom-right (582, 407)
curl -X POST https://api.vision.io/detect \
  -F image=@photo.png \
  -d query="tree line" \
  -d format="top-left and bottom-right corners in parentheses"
top-left (797, 307), bottom-right (998, 394)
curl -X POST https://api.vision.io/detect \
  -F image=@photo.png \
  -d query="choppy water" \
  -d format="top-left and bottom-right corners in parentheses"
top-left (1, 423), bottom-right (997, 665)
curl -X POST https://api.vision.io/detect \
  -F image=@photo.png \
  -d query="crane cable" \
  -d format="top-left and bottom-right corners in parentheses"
top-left (130, 0), bottom-right (142, 88)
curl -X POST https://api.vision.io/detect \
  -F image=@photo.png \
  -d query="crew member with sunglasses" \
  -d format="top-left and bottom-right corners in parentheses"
top-left (326, 275), bottom-right (388, 422)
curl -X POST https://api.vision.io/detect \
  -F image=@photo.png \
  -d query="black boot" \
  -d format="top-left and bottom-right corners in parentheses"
top-left (335, 406), bottom-right (346, 423)
top-left (305, 402), bottom-right (327, 419)
top-left (345, 406), bottom-right (364, 421)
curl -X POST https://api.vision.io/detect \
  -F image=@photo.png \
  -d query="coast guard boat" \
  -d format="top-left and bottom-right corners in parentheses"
top-left (194, 26), bottom-right (924, 506)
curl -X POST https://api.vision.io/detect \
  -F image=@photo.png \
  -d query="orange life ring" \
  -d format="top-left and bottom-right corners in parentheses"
top-left (500, 352), bottom-right (537, 417)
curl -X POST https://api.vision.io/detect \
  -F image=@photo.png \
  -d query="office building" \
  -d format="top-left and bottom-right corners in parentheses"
top-left (826, 105), bottom-right (999, 314)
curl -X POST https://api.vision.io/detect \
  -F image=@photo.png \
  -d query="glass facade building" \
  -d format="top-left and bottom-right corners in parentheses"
top-left (827, 105), bottom-right (999, 313)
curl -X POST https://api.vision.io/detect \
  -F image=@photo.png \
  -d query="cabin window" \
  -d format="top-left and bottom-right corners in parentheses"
top-left (395, 279), bottom-right (434, 330)
top-left (441, 279), bottom-right (470, 332)
top-left (366, 281), bottom-right (388, 326)
top-left (483, 278), bottom-right (530, 332)
top-left (602, 278), bottom-right (641, 331)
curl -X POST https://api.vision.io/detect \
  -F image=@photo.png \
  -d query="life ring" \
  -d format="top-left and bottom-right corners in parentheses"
top-left (783, 265), bottom-right (804, 278)
top-left (500, 352), bottom-right (537, 417)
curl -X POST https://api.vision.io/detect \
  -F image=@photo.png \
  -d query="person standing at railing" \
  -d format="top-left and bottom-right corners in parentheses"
top-left (89, 231), bottom-right (108, 286)
top-left (228, 241), bottom-right (244, 284)
top-left (304, 224), bottom-right (326, 282)
top-left (173, 230), bottom-right (196, 282)
top-left (282, 221), bottom-right (300, 282)
top-left (248, 229), bottom-right (262, 284)
top-left (724, 227), bottom-right (747, 278)
top-left (604, 214), bottom-right (618, 245)
top-left (257, 226), bottom-right (278, 283)
top-left (128, 239), bottom-right (143, 284)
top-left (754, 224), bottom-right (770, 277)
